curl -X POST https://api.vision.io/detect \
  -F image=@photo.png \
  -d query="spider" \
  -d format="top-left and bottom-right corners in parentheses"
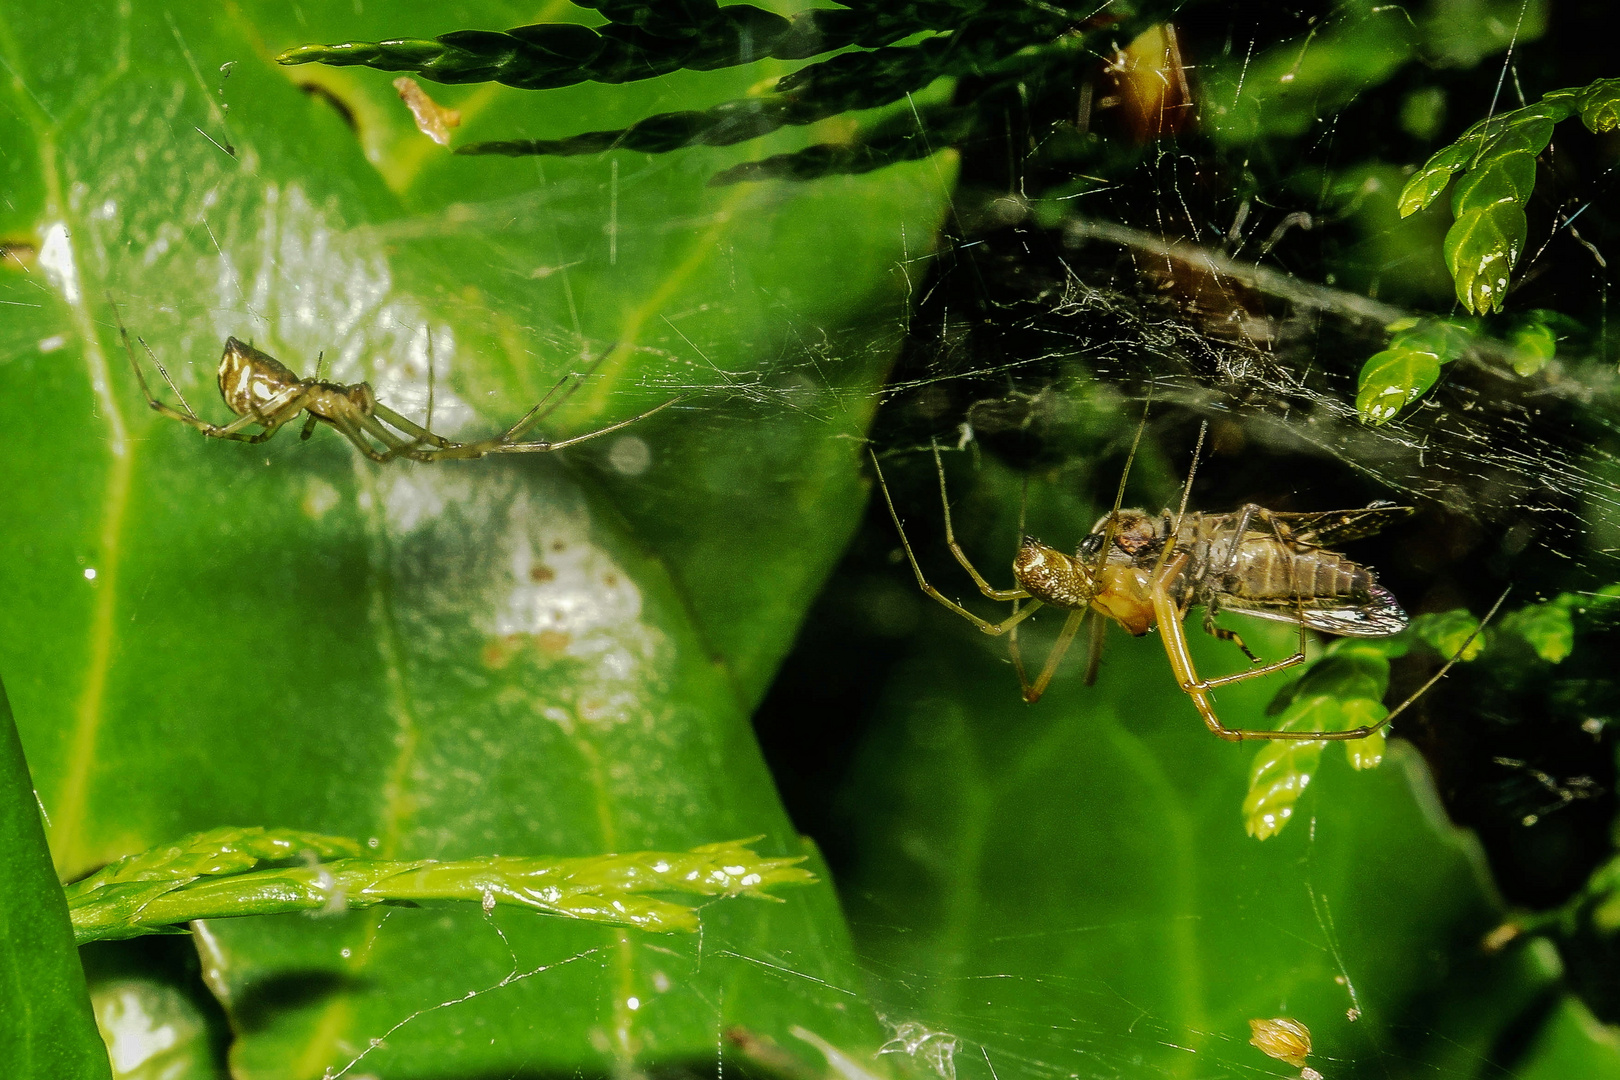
top-left (869, 426), bottom-right (1502, 743)
top-left (116, 309), bottom-right (679, 462)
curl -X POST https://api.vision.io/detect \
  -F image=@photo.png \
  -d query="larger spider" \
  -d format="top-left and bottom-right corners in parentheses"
top-left (869, 431), bottom-right (1501, 743)
top-left (117, 311), bottom-right (678, 462)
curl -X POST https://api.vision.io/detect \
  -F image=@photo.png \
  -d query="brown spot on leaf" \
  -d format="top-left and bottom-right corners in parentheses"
top-left (535, 630), bottom-right (570, 656)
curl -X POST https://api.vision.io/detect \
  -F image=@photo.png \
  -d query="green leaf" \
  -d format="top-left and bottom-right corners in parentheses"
top-left (1508, 316), bottom-right (1559, 376)
top-left (1356, 347), bottom-right (1442, 423)
top-left (1243, 709), bottom-right (1327, 840)
top-left (1399, 140), bottom-right (1475, 217)
top-left (1444, 199), bottom-right (1527, 313)
top-left (1577, 77), bottom-right (1620, 132)
top-left (1411, 608), bottom-right (1487, 660)
top-left (1396, 81), bottom-right (1612, 308)
top-left (1500, 600), bottom-right (1577, 663)
top-left (1449, 147), bottom-right (1539, 214)
top-left (0, 3), bottom-right (951, 1075)
top-left (1394, 315), bottom-right (1479, 360)
top-left (0, 676), bottom-right (113, 1080)
top-left (1341, 700), bottom-right (1388, 770)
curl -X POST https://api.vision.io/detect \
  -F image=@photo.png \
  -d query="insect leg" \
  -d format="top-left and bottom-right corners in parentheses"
top-left (1216, 503), bottom-right (1259, 575)
top-left (1082, 614), bottom-right (1108, 687)
top-left (1202, 604), bottom-right (1263, 663)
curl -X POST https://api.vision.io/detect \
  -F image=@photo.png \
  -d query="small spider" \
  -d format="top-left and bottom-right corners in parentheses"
top-left (116, 308), bottom-right (678, 462)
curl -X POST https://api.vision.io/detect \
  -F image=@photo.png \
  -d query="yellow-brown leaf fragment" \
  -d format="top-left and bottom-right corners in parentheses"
top-left (1249, 1017), bottom-right (1312, 1068)
top-left (393, 77), bottom-right (461, 145)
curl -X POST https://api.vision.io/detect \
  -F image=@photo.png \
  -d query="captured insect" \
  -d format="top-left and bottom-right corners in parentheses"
top-left (116, 307), bottom-right (678, 462)
top-left (871, 422), bottom-right (1496, 742)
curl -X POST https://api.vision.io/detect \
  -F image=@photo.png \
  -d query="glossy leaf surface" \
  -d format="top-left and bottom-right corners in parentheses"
top-left (0, 2), bottom-right (950, 1076)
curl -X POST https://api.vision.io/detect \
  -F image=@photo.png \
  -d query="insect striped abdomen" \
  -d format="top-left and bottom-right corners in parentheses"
top-left (1225, 542), bottom-right (1372, 606)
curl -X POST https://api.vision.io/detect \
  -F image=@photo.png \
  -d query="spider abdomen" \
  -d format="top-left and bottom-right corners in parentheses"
top-left (217, 337), bottom-right (302, 418)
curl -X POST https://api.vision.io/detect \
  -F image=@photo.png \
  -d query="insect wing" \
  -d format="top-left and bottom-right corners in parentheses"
top-left (1266, 504), bottom-right (1415, 548)
top-left (1215, 582), bottom-right (1409, 639)
top-left (1302, 582), bottom-right (1409, 637)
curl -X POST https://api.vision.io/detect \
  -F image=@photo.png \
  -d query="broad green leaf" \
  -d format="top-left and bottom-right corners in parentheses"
top-left (0, 676), bottom-right (114, 1080)
top-left (1443, 199), bottom-right (1527, 313)
top-left (1392, 315), bottom-right (1478, 359)
top-left (89, 976), bottom-right (220, 1080)
top-left (843, 594), bottom-right (1546, 1079)
top-left (1356, 347), bottom-right (1441, 423)
top-left (0, 2), bottom-right (951, 1076)
top-left (1514, 996), bottom-right (1620, 1080)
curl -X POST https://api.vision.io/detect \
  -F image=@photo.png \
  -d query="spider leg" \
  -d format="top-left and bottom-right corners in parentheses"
top-left (932, 440), bottom-right (1026, 601)
top-left (1150, 552), bottom-right (1310, 741)
top-left (118, 316), bottom-right (209, 429)
top-left (499, 348), bottom-right (613, 443)
top-left (116, 310), bottom-right (315, 443)
top-left (171, 383), bottom-right (314, 442)
top-left (370, 325), bottom-right (454, 454)
top-left (1082, 613), bottom-right (1107, 687)
top-left (1016, 608), bottom-right (1088, 703)
top-left (370, 402), bottom-right (452, 450)
top-left (347, 408), bottom-right (430, 462)
top-left (483, 395), bottom-right (683, 456)
top-left (325, 411), bottom-right (393, 462)
top-left (870, 449), bottom-right (1040, 636)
